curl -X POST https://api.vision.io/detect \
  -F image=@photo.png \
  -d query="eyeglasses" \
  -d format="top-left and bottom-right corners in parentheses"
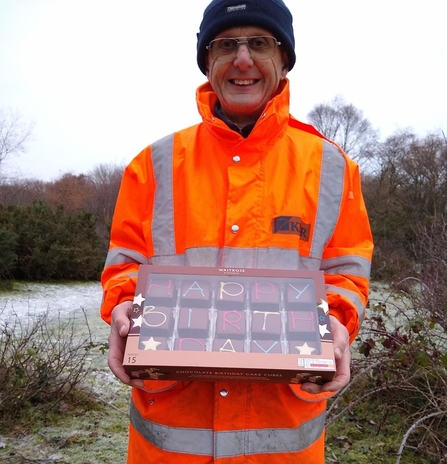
top-left (206, 36), bottom-right (281, 62)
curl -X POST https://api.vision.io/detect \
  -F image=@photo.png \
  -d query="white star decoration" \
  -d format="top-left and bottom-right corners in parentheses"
top-left (294, 342), bottom-right (316, 355)
top-left (132, 315), bottom-right (143, 328)
top-left (319, 324), bottom-right (331, 337)
top-left (318, 299), bottom-right (329, 314)
top-left (133, 293), bottom-right (145, 306)
top-left (141, 336), bottom-right (162, 350)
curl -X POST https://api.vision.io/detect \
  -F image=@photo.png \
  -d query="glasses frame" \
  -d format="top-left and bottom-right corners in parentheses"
top-left (206, 36), bottom-right (282, 62)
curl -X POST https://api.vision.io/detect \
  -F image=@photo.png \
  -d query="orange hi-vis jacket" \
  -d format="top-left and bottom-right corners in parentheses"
top-left (101, 79), bottom-right (373, 463)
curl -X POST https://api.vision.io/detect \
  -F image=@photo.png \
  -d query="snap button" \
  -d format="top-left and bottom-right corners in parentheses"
top-left (233, 155), bottom-right (241, 163)
top-left (231, 225), bottom-right (239, 233)
top-left (220, 389), bottom-right (228, 397)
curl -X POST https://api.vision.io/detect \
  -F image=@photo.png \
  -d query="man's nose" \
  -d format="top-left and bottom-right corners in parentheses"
top-left (233, 43), bottom-right (253, 68)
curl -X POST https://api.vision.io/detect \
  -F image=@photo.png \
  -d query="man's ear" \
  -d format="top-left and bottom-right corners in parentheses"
top-left (205, 52), bottom-right (211, 79)
top-left (280, 51), bottom-right (290, 80)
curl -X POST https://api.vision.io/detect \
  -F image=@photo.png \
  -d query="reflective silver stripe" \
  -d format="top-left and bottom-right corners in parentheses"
top-left (311, 140), bottom-right (345, 258)
top-left (104, 247), bottom-right (150, 267)
top-left (221, 247), bottom-right (320, 270)
top-left (215, 412), bottom-right (326, 457)
top-left (150, 247), bottom-right (221, 266)
top-left (321, 255), bottom-right (371, 278)
top-left (326, 284), bottom-right (366, 322)
top-left (151, 134), bottom-right (176, 256)
top-left (147, 246), bottom-right (320, 270)
top-left (130, 402), bottom-right (213, 456)
top-left (130, 401), bottom-right (325, 457)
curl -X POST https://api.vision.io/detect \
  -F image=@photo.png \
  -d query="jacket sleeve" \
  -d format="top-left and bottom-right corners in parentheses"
top-left (100, 147), bottom-right (155, 325)
top-left (322, 159), bottom-right (373, 344)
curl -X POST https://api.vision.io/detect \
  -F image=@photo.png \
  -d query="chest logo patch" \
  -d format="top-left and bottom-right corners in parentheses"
top-left (273, 216), bottom-right (310, 241)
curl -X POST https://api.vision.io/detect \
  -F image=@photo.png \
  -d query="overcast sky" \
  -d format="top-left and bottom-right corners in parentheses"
top-left (1, 0), bottom-right (446, 181)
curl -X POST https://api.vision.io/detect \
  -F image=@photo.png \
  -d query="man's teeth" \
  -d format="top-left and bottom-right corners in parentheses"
top-left (233, 79), bottom-right (255, 85)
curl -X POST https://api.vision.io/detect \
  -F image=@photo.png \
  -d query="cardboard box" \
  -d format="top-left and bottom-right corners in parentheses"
top-left (123, 265), bottom-right (335, 384)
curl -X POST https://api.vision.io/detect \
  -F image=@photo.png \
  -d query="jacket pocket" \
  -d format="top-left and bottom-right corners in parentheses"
top-left (138, 380), bottom-right (192, 394)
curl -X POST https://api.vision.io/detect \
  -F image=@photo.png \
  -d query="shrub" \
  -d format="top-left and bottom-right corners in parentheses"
top-left (0, 201), bottom-right (104, 281)
top-left (0, 307), bottom-right (96, 430)
top-left (0, 227), bottom-right (18, 279)
top-left (326, 280), bottom-right (447, 463)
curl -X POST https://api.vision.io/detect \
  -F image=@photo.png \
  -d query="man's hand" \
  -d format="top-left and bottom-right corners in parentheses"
top-left (300, 315), bottom-right (351, 395)
top-left (108, 301), bottom-right (144, 388)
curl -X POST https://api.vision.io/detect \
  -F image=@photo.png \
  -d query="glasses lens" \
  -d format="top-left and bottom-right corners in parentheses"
top-left (209, 38), bottom-right (238, 61)
top-left (247, 36), bottom-right (276, 58)
top-left (208, 36), bottom-right (278, 62)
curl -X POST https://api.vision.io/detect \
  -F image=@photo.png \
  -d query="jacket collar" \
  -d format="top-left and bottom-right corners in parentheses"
top-left (196, 79), bottom-right (291, 145)
top-left (213, 102), bottom-right (256, 138)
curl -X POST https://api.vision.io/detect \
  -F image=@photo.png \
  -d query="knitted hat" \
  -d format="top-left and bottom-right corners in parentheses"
top-left (197, 0), bottom-right (295, 75)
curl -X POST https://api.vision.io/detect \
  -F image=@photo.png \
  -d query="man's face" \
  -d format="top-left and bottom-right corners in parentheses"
top-left (206, 26), bottom-right (289, 126)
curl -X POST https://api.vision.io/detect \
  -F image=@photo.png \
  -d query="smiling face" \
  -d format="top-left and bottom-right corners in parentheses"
top-left (206, 26), bottom-right (289, 128)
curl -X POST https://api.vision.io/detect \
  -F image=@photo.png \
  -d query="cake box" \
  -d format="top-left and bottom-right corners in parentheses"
top-left (123, 265), bottom-right (336, 384)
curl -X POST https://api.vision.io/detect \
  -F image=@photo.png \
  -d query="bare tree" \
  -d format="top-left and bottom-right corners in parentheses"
top-left (86, 163), bottom-right (123, 225)
top-left (86, 163), bottom-right (124, 252)
top-left (45, 172), bottom-right (95, 213)
top-left (371, 130), bottom-right (447, 223)
top-left (0, 108), bottom-right (34, 169)
top-left (0, 177), bottom-right (47, 206)
top-left (307, 95), bottom-right (378, 165)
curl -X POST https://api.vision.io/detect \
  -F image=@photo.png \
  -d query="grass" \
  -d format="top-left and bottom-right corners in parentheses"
top-left (325, 395), bottom-right (438, 463)
top-left (1, 279), bottom-right (446, 463)
top-left (1, 397), bottom-right (129, 464)
top-left (0, 370), bottom-right (130, 464)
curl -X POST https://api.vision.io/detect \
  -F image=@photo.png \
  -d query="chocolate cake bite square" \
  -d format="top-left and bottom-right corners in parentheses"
top-left (174, 338), bottom-right (207, 351)
top-left (251, 310), bottom-right (282, 340)
top-left (285, 279), bottom-right (317, 309)
top-left (215, 280), bottom-right (246, 310)
top-left (250, 281), bottom-right (280, 310)
top-left (180, 280), bottom-right (212, 308)
top-left (250, 340), bottom-right (282, 354)
top-left (212, 338), bottom-right (245, 353)
top-left (178, 307), bottom-right (210, 339)
top-left (145, 277), bottom-right (177, 306)
top-left (215, 310), bottom-right (246, 339)
top-left (286, 308), bottom-right (318, 338)
top-left (141, 305), bottom-right (174, 337)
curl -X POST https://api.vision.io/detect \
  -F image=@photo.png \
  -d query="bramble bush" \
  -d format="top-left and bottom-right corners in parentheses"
top-left (0, 307), bottom-right (99, 430)
top-left (326, 219), bottom-right (447, 464)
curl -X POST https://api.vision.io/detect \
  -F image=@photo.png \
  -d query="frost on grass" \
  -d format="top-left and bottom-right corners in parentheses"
top-left (0, 282), bottom-right (131, 463)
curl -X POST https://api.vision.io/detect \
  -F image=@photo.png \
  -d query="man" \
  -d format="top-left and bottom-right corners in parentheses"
top-left (101, 0), bottom-right (373, 462)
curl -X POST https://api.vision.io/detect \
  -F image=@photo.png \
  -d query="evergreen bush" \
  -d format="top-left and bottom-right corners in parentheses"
top-left (0, 201), bottom-right (104, 281)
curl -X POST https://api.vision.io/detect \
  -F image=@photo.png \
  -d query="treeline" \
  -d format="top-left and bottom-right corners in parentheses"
top-left (1, 126), bottom-right (446, 284)
top-left (306, 96), bottom-right (447, 282)
top-left (362, 129), bottom-right (447, 282)
top-left (0, 164), bottom-right (123, 281)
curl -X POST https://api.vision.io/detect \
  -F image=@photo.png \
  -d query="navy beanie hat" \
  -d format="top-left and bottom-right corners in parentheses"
top-left (197, 0), bottom-right (295, 75)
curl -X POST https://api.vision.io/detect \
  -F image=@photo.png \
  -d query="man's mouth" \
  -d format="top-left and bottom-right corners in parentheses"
top-left (231, 79), bottom-right (257, 86)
